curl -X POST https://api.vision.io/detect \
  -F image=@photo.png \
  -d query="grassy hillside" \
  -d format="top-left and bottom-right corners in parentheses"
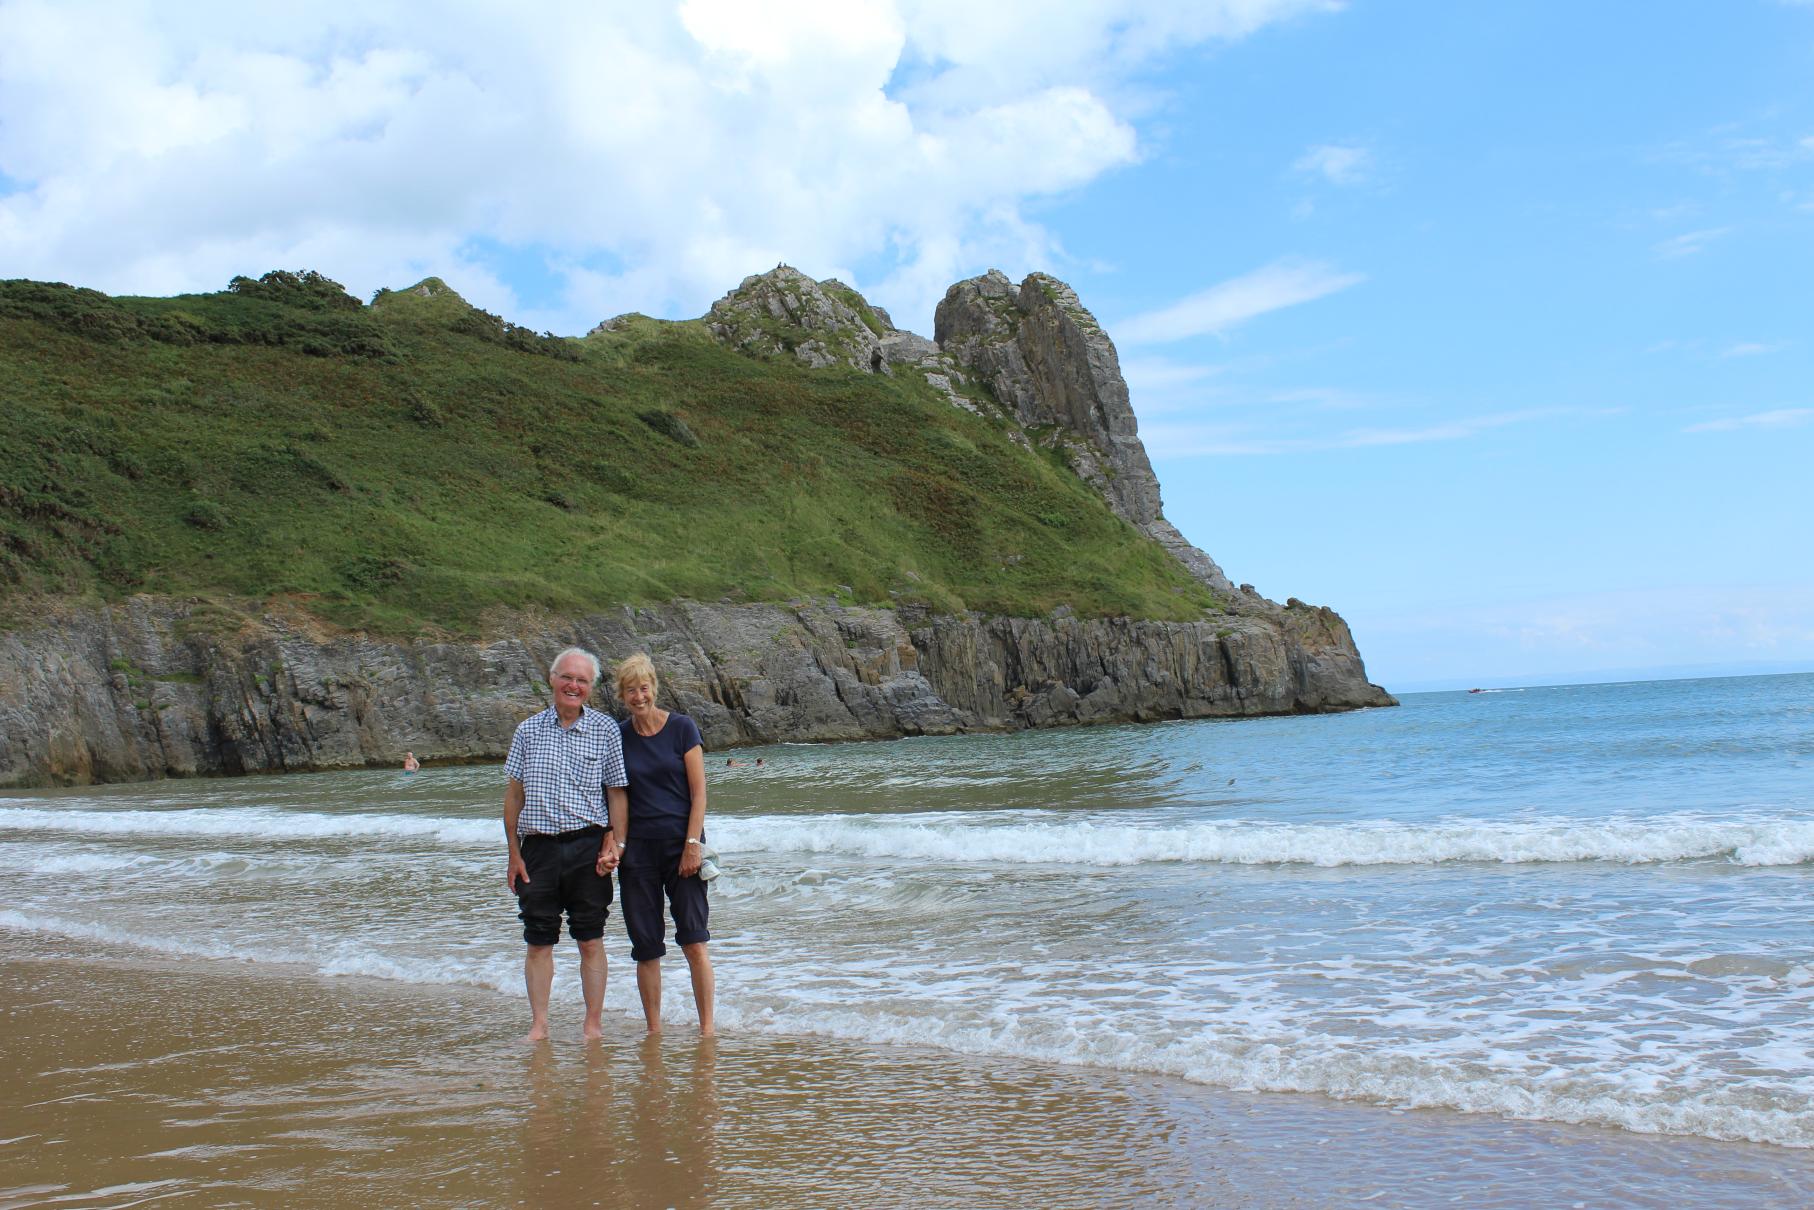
top-left (0, 271), bottom-right (1221, 636)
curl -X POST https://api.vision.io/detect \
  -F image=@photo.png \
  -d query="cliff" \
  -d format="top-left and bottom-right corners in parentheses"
top-left (1, 595), bottom-right (1384, 785)
top-left (0, 266), bottom-right (1391, 787)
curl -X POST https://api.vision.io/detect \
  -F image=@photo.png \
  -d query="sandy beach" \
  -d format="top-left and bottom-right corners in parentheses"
top-left (5, 931), bottom-right (1811, 1209)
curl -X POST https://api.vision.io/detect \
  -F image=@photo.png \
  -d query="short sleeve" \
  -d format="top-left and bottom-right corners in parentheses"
top-left (677, 714), bottom-right (704, 754)
top-left (504, 721), bottom-right (528, 782)
top-left (599, 715), bottom-right (628, 788)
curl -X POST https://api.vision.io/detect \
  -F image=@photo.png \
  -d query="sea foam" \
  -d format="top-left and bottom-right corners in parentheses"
top-left (714, 814), bottom-right (1814, 867)
top-left (7, 804), bottom-right (1812, 866)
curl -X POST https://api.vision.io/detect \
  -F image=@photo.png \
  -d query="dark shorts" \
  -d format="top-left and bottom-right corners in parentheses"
top-left (514, 826), bottom-right (614, 946)
top-left (618, 835), bottom-right (710, 962)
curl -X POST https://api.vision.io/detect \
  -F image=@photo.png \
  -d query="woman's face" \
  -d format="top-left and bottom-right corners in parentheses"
top-left (619, 677), bottom-right (657, 715)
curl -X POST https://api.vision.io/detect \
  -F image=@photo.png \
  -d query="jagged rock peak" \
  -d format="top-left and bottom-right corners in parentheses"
top-left (704, 264), bottom-right (891, 371)
top-left (936, 270), bottom-right (1237, 597)
top-left (934, 269), bottom-right (1156, 520)
top-left (702, 265), bottom-right (981, 412)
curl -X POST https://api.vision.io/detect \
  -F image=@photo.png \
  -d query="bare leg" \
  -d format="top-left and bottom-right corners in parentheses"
top-left (683, 941), bottom-right (715, 1036)
top-left (637, 958), bottom-right (662, 1033)
top-left (524, 944), bottom-right (554, 1042)
top-left (578, 937), bottom-right (608, 1039)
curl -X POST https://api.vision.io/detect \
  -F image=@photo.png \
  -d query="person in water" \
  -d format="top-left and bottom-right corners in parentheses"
top-left (612, 652), bottom-right (715, 1035)
top-left (403, 751), bottom-right (420, 772)
top-left (502, 647), bottom-right (626, 1042)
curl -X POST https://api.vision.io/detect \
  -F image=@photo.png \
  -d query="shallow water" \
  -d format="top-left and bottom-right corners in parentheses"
top-left (3, 673), bottom-right (1812, 1202)
top-left (5, 939), bottom-right (1811, 1208)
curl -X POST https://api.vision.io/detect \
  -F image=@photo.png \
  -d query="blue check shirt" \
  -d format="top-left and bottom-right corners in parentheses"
top-left (504, 706), bottom-right (628, 837)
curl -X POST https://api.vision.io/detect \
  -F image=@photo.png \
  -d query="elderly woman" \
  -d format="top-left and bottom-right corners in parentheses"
top-left (608, 652), bottom-right (715, 1034)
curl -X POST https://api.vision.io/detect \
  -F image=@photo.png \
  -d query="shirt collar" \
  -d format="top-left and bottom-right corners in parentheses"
top-left (541, 705), bottom-right (593, 732)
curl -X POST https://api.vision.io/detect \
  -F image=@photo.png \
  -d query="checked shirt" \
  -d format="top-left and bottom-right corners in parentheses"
top-left (504, 706), bottom-right (628, 836)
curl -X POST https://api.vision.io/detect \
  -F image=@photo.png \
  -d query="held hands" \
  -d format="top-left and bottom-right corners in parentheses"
top-left (595, 837), bottom-right (622, 876)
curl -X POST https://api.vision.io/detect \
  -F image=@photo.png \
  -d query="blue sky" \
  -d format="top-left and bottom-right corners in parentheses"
top-left (1, 1), bottom-right (1809, 689)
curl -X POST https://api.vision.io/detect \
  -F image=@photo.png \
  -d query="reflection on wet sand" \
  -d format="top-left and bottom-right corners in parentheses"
top-left (515, 1036), bottom-right (721, 1207)
top-left (5, 935), bottom-right (1813, 1208)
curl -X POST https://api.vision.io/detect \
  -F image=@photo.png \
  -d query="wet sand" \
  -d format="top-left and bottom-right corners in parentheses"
top-left (3, 933), bottom-right (1811, 1209)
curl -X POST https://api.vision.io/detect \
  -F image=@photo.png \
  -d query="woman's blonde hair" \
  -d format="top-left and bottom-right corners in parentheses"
top-left (614, 652), bottom-right (659, 699)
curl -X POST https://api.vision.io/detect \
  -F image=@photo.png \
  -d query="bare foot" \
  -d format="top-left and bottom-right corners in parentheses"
top-left (583, 1019), bottom-right (604, 1040)
top-left (525, 1022), bottom-right (550, 1042)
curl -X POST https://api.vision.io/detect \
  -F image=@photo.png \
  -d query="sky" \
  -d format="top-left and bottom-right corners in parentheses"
top-left (2, 0), bottom-right (1810, 691)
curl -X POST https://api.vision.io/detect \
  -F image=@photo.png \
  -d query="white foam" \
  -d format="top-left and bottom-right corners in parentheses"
top-left (0, 805), bottom-right (497, 847)
top-left (722, 1000), bottom-right (1814, 1149)
top-left (0, 910), bottom-right (521, 996)
top-left (8, 903), bottom-right (1808, 1149)
top-left (21, 850), bottom-right (256, 877)
top-left (712, 813), bottom-right (1814, 867)
top-left (7, 803), bottom-right (1812, 867)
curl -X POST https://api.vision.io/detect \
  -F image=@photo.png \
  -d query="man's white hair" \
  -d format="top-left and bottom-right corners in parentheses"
top-left (548, 647), bottom-right (601, 683)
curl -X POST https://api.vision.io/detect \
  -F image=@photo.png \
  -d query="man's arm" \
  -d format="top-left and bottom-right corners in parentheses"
top-left (597, 785), bottom-right (628, 873)
top-left (504, 777), bottom-right (529, 891)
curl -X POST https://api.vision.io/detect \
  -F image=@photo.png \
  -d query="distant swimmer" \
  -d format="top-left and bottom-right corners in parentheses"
top-left (403, 751), bottom-right (420, 773)
top-left (755, 757), bottom-right (764, 767)
top-left (726, 758), bottom-right (744, 767)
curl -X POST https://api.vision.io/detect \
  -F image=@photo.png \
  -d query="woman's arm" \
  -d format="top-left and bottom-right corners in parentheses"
top-left (679, 742), bottom-right (707, 877)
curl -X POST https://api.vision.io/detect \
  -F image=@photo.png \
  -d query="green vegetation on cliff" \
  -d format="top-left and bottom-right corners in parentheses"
top-left (0, 271), bottom-right (1219, 635)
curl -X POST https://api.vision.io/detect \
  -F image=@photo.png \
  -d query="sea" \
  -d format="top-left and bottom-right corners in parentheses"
top-left (3, 672), bottom-right (1811, 1207)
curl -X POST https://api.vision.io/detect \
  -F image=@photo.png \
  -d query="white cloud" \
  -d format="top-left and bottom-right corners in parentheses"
top-left (1264, 386), bottom-right (1374, 410)
top-left (1114, 259), bottom-right (1364, 345)
top-left (1719, 341), bottom-right (1787, 358)
top-left (1120, 356), bottom-right (1229, 415)
top-left (0, 0), bottom-right (1331, 334)
top-left (1143, 406), bottom-right (1568, 456)
top-left (1684, 408), bottom-right (1814, 433)
top-left (1653, 226), bottom-right (1733, 258)
top-left (1292, 142), bottom-right (1370, 186)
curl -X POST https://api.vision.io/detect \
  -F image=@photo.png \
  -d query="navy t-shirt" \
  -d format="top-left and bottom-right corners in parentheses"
top-left (620, 712), bottom-right (704, 839)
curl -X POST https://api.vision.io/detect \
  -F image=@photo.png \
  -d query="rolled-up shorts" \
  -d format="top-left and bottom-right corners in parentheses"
top-left (514, 826), bottom-right (613, 946)
top-left (618, 835), bottom-right (710, 962)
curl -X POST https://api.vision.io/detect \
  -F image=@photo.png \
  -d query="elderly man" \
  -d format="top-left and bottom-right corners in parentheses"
top-left (504, 646), bottom-right (628, 1041)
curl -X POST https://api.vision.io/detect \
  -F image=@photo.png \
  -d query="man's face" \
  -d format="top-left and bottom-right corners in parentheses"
top-left (551, 656), bottom-right (595, 713)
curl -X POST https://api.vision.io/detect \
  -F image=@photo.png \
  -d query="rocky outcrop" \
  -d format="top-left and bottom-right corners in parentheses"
top-left (0, 595), bottom-right (1392, 787)
top-left (934, 269), bottom-right (1243, 596)
top-left (701, 266), bottom-right (982, 413)
top-left (704, 266), bottom-right (1247, 597)
top-left (0, 266), bottom-right (1395, 788)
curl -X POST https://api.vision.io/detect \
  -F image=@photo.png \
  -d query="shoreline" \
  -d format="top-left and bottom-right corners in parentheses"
top-left (6, 931), bottom-right (1811, 1208)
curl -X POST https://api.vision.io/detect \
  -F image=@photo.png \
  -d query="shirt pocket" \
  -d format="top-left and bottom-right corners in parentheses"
top-left (566, 750), bottom-right (601, 791)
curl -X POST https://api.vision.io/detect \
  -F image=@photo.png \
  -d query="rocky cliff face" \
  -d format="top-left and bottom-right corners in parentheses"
top-left (0, 595), bottom-right (1390, 787)
top-left (1, 265), bottom-right (1393, 788)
